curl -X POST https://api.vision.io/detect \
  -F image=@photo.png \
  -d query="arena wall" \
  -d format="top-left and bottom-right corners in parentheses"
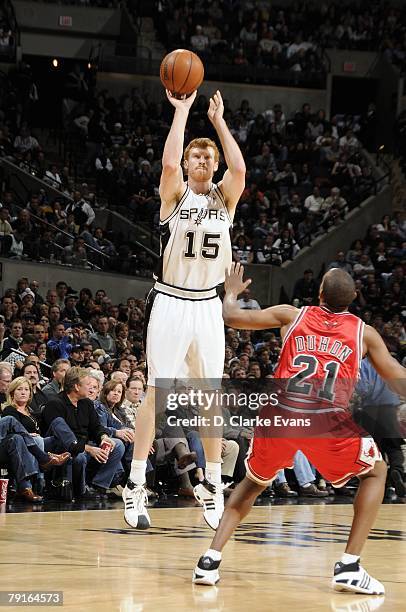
top-left (0, 258), bottom-right (153, 301)
top-left (97, 72), bottom-right (327, 120)
top-left (13, 0), bottom-right (120, 59)
top-left (12, 1), bottom-right (120, 35)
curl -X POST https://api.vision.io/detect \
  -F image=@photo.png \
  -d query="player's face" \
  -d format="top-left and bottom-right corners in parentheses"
top-left (184, 147), bottom-right (218, 181)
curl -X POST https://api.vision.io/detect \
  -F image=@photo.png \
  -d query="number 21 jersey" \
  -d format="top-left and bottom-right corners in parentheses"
top-left (154, 183), bottom-right (232, 292)
top-left (275, 306), bottom-right (364, 412)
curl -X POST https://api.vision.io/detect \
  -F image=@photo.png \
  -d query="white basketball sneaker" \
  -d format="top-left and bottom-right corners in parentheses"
top-left (122, 479), bottom-right (151, 530)
top-left (193, 479), bottom-right (225, 530)
top-left (332, 560), bottom-right (385, 595)
top-left (192, 554), bottom-right (221, 585)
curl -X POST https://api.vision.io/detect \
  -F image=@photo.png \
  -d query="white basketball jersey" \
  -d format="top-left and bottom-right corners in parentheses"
top-left (154, 183), bottom-right (232, 293)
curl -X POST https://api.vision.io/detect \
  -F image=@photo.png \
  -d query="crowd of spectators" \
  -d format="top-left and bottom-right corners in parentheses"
top-left (292, 213), bottom-right (406, 363)
top-left (0, 59), bottom-right (379, 274)
top-left (31, 0), bottom-right (119, 6)
top-left (0, 223), bottom-right (405, 507)
top-left (148, 0), bottom-right (406, 75)
top-left (0, 4), bottom-right (16, 62)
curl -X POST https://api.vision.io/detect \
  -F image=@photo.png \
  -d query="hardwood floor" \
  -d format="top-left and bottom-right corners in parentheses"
top-left (0, 503), bottom-right (405, 611)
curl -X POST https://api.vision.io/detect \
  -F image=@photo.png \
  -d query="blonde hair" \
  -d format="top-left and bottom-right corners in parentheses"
top-left (184, 138), bottom-right (220, 163)
top-left (4, 376), bottom-right (33, 409)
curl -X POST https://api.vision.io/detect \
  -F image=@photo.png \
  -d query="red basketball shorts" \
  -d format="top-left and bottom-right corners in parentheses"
top-left (246, 435), bottom-right (382, 488)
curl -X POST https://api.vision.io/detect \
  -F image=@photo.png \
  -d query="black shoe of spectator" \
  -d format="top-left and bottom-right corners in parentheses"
top-left (391, 469), bottom-right (406, 497)
top-left (274, 483), bottom-right (298, 497)
top-left (260, 487), bottom-right (275, 499)
top-left (299, 484), bottom-right (328, 497)
top-left (77, 486), bottom-right (107, 500)
top-left (384, 486), bottom-right (396, 499)
top-left (317, 478), bottom-right (335, 496)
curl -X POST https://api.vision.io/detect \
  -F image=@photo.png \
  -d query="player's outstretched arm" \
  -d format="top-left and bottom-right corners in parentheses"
top-left (222, 263), bottom-right (299, 330)
top-left (159, 90), bottom-right (197, 218)
top-left (208, 91), bottom-right (245, 214)
top-left (364, 324), bottom-right (406, 397)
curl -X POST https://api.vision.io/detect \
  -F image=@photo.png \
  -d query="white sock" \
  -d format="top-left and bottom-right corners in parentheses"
top-left (341, 553), bottom-right (360, 565)
top-left (302, 482), bottom-right (312, 488)
top-left (129, 459), bottom-right (147, 486)
top-left (205, 461), bottom-right (222, 485)
top-left (206, 548), bottom-right (222, 561)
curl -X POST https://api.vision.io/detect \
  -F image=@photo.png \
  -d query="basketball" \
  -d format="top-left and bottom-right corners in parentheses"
top-left (160, 49), bottom-right (204, 97)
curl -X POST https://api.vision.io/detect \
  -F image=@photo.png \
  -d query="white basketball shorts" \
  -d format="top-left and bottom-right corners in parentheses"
top-left (144, 286), bottom-right (225, 387)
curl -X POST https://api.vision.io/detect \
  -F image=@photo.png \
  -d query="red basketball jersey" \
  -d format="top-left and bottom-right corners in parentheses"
top-left (274, 306), bottom-right (364, 412)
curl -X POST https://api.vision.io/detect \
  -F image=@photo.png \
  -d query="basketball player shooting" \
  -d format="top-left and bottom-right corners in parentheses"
top-left (193, 263), bottom-right (406, 595)
top-left (123, 90), bottom-right (245, 529)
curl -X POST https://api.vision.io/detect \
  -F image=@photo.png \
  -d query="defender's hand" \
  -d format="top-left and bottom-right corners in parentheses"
top-left (224, 263), bottom-right (252, 296)
top-left (165, 89), bottom-right (197, 110)
top-left (208, 90), bottom-right (224, 125)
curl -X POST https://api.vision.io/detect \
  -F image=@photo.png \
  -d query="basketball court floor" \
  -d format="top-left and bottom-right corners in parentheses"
top-left (1, 497), bottom-right (405, 611)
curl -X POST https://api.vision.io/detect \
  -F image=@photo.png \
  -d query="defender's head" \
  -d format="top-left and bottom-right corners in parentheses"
top-left (183, 138), bottom-right (219, 181)
top-left (319, 268), bottom-right (356, 312)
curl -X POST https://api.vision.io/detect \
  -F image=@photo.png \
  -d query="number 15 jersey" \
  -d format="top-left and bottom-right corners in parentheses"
top-left (154, 183), bottom-right (232, 295)
top-left (274, 306), bottom-right (365, 412)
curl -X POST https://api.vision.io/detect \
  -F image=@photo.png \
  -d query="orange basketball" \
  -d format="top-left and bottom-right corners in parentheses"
top-left (160, 49), bottom-right (204, 97)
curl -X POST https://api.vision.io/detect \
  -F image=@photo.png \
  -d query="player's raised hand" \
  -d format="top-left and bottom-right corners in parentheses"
top-left (224, 262), bottom-right (252, 296)
top-left (208, 90), bottom-right (224, 125)
top-left (165, 89), bottom-right (197, 110)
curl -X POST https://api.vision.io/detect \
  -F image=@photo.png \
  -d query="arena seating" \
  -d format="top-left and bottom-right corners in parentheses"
top-left (0, 61), bottom-right (380, 275)
top-left (144, 0), bottom-right (406, 74)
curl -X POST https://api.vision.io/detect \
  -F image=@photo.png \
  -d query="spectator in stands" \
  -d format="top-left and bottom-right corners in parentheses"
top-left (2, 320), bottom-right (23, 357)
top-left (65, 191), bottom-right (95, 231)
top-left (4, 334), bottom-right (37, 374)
top-left (62, 237), bottom-right (88, 268)
top-left (357, 358), bottom-right (405, 498)
top-left (96, 379), bottom-right (134, 475)
top-left (0, 414), bottom-right (68, 503)
top-left (322, 187), bottom-right (348, 217)
top-left (0, 28), bottom-right (12, 55)
top-left (42, 367), bottom-right (124, 499)
top-left (304, 185), bottom-right (324, 216)
top-left (3, 228), bottom-right (25, 259)
top-left (0, 364), bottom-right (12, 404)
top-left (292, 269), bottom-right (319, 305)
top-left (20, 362), bottom-right (48, 415)
top-left (272, 228), bottom-right (300, 263)
top-left (353, 254), bottom-right (375, 277)
top-left (61, 294), bottom-right (80, 322)
top-left (327, 251), bottom-right (353, 274)
top-left (47, 323), bottom-right (72, 363)
top-left (238, 288), bottom-right (260, 310)
top-left (13, 127), bottom-right (40, 154)
top-left (190, 25), bottom-right (209, 54)
top-left (115, 376), bottom-right (144, 430)
top-left (41, 359), bottom-right (70, 401)
top-left (255, 233), bottom-right (274, 264)
top-left (44, 165), bottom-right (62, 190)
top-left (0, 207), bottom-right (13, 237)
top-left (89, 316), bottom-right (117, 357)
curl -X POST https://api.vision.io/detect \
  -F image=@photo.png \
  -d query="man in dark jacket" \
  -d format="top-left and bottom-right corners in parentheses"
top-left (42, 367), bottom-right (124, 498)
top-left (41, 359), bottom-right (71, 401)
top-left (292, 269), bottom-right (319, 306)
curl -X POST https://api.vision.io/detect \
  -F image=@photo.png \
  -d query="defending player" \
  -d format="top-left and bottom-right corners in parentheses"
top-left (123, 91), bottom-right (245, 529)
top-left (193, 263), bottom-right (406, 594)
